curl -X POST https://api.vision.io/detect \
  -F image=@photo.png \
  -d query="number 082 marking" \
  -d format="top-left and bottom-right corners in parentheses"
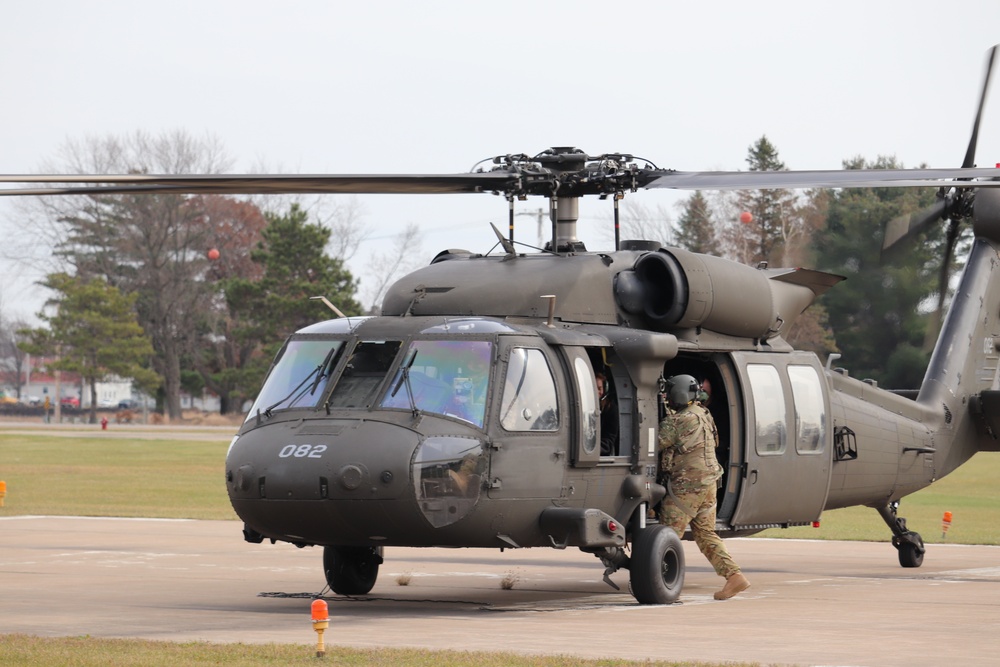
top-left (278, 444), bottom-right (328, 459)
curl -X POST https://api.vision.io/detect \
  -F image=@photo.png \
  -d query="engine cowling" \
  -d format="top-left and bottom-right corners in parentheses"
top-left (616, 248), bottom-right (841, 340)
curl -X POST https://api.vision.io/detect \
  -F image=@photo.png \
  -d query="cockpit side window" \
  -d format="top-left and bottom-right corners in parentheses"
top-left (573, 356), bottom-right (599, 454)
top-left (499, 347), bottom-right (559, 432)
top-left (381, 339), bottom-right (492, 427)
top-left (246, 338), bottom-right (345, 420)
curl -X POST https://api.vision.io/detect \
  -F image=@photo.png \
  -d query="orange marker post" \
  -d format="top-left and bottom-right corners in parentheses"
top-left (311, 598), bottom-right (329, 658)
top-left (0, 480), bottom-right (6, 507)
top-left (941, 511), bottom-right (953, 539)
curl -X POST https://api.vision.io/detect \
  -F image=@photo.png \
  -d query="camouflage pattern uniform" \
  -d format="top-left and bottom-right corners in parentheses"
top-left (657, 402), bottom-right (741, 580)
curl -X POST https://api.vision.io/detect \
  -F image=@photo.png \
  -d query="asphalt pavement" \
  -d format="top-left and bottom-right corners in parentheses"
top-left (2, 515), bottom-right (999, 666)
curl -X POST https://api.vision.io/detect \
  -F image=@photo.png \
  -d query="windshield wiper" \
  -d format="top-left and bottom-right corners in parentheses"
top-left (390, 349), bottom-right (419, 416)
top-left (263, 353), bottom-right (332, 419)
top-left (310, 346), bottom-right (340, 396)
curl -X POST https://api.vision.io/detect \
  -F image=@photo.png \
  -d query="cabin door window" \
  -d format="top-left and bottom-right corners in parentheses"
top-left (788, 365), bottom-right (826, 454)
top-left (747, 364), bottom-right (787, 455)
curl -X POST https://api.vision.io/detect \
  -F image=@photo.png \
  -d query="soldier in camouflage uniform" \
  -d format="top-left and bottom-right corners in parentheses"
top-left (658, 374), bottom-right (750, 600)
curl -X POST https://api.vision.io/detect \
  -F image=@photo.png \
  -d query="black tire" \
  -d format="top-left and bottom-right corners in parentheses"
top-left (629, 525), bottom-right (685, 604)
top-left (897, 534), bottom-right (924, 568)
top-left (323, 545), bottom-right (383, 595)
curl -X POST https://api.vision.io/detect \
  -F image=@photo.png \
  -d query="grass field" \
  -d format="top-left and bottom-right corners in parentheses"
top-left (0, 431), bottom-right (237, 520)
top-left (0, 635), bottom-right (751, 667)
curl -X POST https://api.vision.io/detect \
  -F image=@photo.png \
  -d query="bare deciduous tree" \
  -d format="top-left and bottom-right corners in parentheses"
top-left (359, 223), bottom-right (424, 314)
top-left (0, 294), bottom-right (31, 399)
top-left (601, 199), bottom-right (674, 247)
top-left (24, 130), bottom-right (233, 419)
top-left (313, 196), bottom-right (370, 262)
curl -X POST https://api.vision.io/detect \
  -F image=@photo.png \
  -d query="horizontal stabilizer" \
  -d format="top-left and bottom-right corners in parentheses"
top-left (767, 268), bottom-right (846, 299)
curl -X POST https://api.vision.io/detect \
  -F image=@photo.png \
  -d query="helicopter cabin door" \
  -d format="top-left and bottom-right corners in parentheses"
top-left (729, 352), bottom-right (832, 529)
top-left (487, 342), bottom-right (566, 499)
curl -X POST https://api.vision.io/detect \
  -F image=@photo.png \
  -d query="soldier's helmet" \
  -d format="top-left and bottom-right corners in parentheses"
top-left (666, 374), bottom-right (699, 409)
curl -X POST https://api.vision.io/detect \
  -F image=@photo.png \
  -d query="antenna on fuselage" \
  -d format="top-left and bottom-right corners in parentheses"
top-left (490, 222), bottom-right (516, 256)
top-left (311, 295), bottom-right (346, 318)
top-left (542, 294), bottom-right (557, 327)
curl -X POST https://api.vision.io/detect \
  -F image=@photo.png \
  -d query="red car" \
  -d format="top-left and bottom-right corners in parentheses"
top-left (60, 396), bottom-right (80, 408)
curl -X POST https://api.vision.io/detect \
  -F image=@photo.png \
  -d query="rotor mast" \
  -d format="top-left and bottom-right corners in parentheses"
top-left (548, 149), bottom-right (585, 252)
top-left (519, 147), bottom-right (642, 253)
top-left (550, 194), bottom-right (582, 251)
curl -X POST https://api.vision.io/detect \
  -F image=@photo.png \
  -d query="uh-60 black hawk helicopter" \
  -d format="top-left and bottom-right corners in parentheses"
top-left (4, 45), bottom-right (1000, 606)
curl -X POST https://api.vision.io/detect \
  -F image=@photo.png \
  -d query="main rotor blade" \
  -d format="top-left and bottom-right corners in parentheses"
top-left (3, 165), bottom-right (1000, 198)
top-left (881, 198), bottom-right (950, 256)
top-left (882, 45), bottom-right (997, 263)
top-left (0, 172), bottom-right (520, 197)
top-left (962, 44), bottom-right (998, 169)
top-left (646, 167), bottom-right (1000, 191)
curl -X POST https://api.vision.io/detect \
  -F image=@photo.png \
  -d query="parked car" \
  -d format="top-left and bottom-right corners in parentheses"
top-left (118, 399), bottom-right (138, 410)
top-left (61, 396), bottom-right (80, 408)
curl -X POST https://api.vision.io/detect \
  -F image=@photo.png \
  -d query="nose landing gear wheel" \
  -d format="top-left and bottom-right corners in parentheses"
top-left (323, 545), bottom-right (384, 595)
top-left (629, 525), bottom-right (685, 604)
top-left (894, 532), bottom-right (925, 568)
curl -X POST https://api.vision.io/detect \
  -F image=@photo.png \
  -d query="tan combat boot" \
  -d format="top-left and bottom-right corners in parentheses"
top-left (714, 572), bottom-right (750, 600)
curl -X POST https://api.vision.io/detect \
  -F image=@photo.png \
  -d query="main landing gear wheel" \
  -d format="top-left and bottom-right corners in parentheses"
top-left (878, 503), bottom-right (925, 569)
top-left (629, 525), bottom-right (685, 604)
top-left (323, 545), bottom-right (384, 595)
top-left (894, 532), bottom-right (925, 568)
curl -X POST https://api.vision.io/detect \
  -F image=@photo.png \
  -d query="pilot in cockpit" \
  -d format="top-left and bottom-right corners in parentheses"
top-left (596, 371), bottom-right (619, 456)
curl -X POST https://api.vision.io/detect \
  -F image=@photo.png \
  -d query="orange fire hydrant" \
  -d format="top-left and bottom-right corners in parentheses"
top-left (101, 417), bottom-right (108, 430)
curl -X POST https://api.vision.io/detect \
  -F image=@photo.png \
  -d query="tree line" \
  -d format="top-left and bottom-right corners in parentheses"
top-left (8, 132), bottom-right (365, 422)
top-left (2, 130), bottom-right (960, 422)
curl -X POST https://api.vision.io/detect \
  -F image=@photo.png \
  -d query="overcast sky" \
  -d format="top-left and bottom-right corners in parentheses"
top-left (3, 1), bottom-right (1000, 319)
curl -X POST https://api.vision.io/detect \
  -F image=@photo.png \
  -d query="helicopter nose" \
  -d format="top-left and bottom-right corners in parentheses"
top-left (226, 419), bottom-right (487, 544)
top-left (227, 419), bottom-right (419, 504)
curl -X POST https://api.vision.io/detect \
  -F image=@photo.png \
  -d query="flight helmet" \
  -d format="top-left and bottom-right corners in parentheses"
top-left (666, 374), bottom-right (699, 409)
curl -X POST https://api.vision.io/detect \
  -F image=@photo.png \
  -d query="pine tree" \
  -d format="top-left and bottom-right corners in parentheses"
top-left (724, 136), bottom-right (799, 266)
top-left (21, 273), bottom-right (159, 424)
top-left (674, 191), bottom-right (719, 255)
top-left (812, 156), bottom-right (941, 387)
top-left (224, 204), bottom-right (362, 405)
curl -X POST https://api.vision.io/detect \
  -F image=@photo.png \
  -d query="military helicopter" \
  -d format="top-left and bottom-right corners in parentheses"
top-left (3, 47), bottom-right (999, 606)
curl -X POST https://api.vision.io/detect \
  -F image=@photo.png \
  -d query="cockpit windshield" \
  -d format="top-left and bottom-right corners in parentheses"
top-left (381, 339), bottom-right (492, 428)
top-left (247, 336), bottom-right (492, 426)
top-left (327, 340), bottom-right (402, 408)
top-left (246, 338), bottom-right (345, 420)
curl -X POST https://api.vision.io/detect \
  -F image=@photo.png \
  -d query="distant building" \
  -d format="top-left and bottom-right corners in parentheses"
top-left (26, 376), bottom-right (76, 404)
top-left (82, 376), bottom-right (134, 409)
top-left (0, 354), bottom-right (129, 407)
